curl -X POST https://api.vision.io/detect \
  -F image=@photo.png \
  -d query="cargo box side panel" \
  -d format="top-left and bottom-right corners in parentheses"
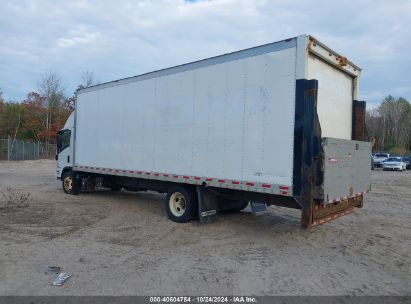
top-left (189, 47), bottom-right (297, 186)
top-left (322, 138), bottom-right (371, 205)
top-left (75, 79), bottom-right (158, 173)
top-left (75, 46), bottom-right (298, 189)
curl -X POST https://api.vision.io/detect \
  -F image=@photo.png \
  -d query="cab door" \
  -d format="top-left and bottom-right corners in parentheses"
top-left (56, 129), bottom-right (72, 178)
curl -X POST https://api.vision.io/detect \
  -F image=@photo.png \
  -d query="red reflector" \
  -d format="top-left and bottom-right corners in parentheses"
top-left (145, 172), bottom-right (150, 175)
top-left (246, 182), bottom-right (254, 186)
top-left (262, 184), bottom-right (271, 188)
top-left (163, 174), bottom-right (169, 177)
top-left (232, 181), bottom-right (240, 185)
top-left (281, 191), bottom-right (288, 195)
top-left (173, 175), bottom-right (179, 178)
top-left (129, 171), bottom-right (134, 174)
top-left (205, 178), bottom-right (213, 181)
top-left (137, 171), bottom-right (142, 174)
top-left (183, 176), bottom-right (189, 179)
top-left (279, 186), bottom-right (289, 190)
top-left (122, 170), bottom-right (127, 173)
top-left (194, 177), bottom-right (200, 180)
top-left (154, 173), bottom-right (159, 176)
top-left (218, 179), bottom-right (225, 183)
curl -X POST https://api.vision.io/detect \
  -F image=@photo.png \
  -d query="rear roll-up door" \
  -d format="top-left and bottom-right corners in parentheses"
top-left (307, 53), bottom-right (354, 140)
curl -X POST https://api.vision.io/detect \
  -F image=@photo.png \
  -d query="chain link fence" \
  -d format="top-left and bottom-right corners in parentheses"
top-left (0, 138), bottom-right (55, 161)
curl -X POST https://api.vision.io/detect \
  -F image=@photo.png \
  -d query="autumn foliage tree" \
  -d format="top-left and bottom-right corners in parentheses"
top-left (21, 92), bottom-right (47, 141)
top-left (0, 92), bottom-right (25, 140)
top-left (0, 91), bottom-right (72, 143)
top-left (0, 72), bottom-right (96, 144)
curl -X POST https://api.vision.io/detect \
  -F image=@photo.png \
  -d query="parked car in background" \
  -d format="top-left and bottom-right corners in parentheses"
top-left (403, 157), bottom-right (411, 169)
top-left (382, 157), bottom-right (407, 171)
top-left (372, 153), bottom-right (390, 168)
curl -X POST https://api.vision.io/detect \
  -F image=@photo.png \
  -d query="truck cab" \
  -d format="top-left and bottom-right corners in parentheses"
top-left (56, 112), bottom-right (74, 180)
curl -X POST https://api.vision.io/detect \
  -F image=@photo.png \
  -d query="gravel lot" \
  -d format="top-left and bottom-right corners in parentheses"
top-left (0, 160), bottom-right (410, 295)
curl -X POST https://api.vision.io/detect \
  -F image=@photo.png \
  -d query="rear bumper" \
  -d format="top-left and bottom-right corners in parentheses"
top-left (383, 167), bottom-right (403, 171)
top-left (311, 195), bottom-right (364, 227)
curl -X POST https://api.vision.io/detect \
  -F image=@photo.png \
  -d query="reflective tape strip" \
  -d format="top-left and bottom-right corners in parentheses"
top-left (312, 208), bottom-right (353, 227)
top-left (74, 165), bottom-right (292, 196)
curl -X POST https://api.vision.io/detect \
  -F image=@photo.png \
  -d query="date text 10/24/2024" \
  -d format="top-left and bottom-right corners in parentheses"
top-left (149, 297), bottom-right (257, 303)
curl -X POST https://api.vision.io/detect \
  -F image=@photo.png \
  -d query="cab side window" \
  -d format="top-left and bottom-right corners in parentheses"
top-left (57, 129), bottom-right (71, 153)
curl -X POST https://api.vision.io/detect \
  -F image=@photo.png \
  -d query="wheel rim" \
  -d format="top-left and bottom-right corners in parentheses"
top-left (64, 176), bottom-right (73, 192)
top-left (169, 192), bottom-right (186, 217)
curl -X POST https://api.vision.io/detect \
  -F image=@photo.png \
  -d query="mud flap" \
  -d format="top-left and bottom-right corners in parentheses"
top-left (196, 186), bottom-right (218, 223)
top-left (250, 202), bottom-right (267, 213)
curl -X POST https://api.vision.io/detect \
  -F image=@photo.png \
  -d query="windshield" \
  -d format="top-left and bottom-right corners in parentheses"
top-left (385, 157), bottom-right (401, 162)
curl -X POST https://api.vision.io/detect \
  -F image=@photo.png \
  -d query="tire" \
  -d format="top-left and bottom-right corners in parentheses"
top-left (62, 171), bottom-right (80, 195)
top-left (165, 186), bottom-right (197, 223)
top-left (219, 199), bottom-right (249, 213)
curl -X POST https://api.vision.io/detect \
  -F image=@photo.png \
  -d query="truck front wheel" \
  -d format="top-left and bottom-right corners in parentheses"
top-left (165, 186), bottom-right (197, 223)
top-left (62, 171), bottom-right (80, 195)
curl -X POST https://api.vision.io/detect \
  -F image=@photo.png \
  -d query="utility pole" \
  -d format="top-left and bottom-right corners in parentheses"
top-left (7, 135), bottom-right (10, 161)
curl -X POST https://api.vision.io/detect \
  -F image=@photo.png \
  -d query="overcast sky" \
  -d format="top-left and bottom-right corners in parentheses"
top-left (1, 0), bottom-right (410, 107)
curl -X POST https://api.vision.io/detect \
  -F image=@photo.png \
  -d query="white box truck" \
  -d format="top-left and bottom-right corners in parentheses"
top-left (56, 35), bottom-right (371, 228)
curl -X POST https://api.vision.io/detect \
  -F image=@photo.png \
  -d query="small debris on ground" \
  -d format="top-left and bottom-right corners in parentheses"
top-left (52, 272), bottom-right (71, 286)
top-left (47, 266), bottom-right (60, 274)
top-left (0, 188), bottom-right (31, 210)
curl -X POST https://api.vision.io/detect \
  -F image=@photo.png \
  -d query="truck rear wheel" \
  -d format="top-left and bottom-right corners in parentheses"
top-left (165, 186), bottom-right (197, 223)
top-left (62, 171), bottom-right (80, 195)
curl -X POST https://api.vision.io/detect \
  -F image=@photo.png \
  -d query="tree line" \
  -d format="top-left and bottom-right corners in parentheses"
top-left (0, 72), bottom-right (97, 144)
top-left (366, 95), bottom-right (411, 155)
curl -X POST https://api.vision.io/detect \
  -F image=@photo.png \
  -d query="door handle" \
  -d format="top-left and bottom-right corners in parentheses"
top-left (67, 156), bottom-right (70, 163)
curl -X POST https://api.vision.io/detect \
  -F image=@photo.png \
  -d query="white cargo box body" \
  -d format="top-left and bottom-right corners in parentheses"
top-left (74, 35), bottom-right (362, 196)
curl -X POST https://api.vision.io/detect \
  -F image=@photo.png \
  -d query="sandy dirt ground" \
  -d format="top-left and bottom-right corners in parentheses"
top-left (0, 160), bottom-right (410, 295)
